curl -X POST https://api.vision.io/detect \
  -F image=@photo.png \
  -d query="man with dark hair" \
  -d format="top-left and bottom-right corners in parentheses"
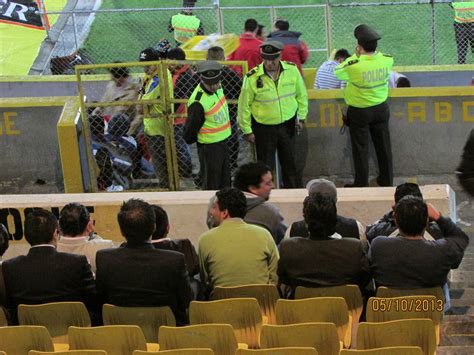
top-left (148, 205), bottom-right (200, 295)
top-left (369, 196), bottom-right (469, 289)
top-left (207, 46), bottom-right (243, 173)
top-left (366, 182), bottom-right (443, 243)
top-left (315, 49), bottom-right (351, 89)
top-left (278, 194), bottom-right (370, 297)
top-left (57, 203), bottom-right (114, 272)
top-left (0, 223), bottom-right (9, 262)
top-left (233, 161), bottom-right (287, 244)
top-left (457, 129), bottom-right (474, 196)
top-left (228, 18), bottom-right (263, 73)
top-left (2, 209), bottom-right (96, 324)
top-left (256, 24), bottom-right (266, 41)
top-left (335, 24), bottom-right (394, 188)
top-left (289, 179), bottom-right (365, 240)
top-left (96, 199), bottom-right (192, 324)
top-left (267, 18), bottom-right (309, 74)
top-left (184, 61), bottom-right (232, 190)
top-left (198, 187), bottom-right (279, 292)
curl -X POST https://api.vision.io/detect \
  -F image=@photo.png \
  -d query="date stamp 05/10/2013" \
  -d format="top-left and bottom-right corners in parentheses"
top-left (371, 298), bottom-right (444, 312)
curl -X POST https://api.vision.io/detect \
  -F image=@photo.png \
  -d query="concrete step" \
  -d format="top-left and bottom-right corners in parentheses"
top-left (436, 346), bottom-right (474, 354)
top-left (442, 320), bottom-right (474, 335)
top-left (439, 335), bottom-right (474, 346)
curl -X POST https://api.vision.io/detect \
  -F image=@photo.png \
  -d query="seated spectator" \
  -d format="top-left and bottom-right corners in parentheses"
top-left (0, 223), bottom-right (9, 263)
top-left (388, 71), bottom-right (410, 88)
top-left (57, 203), bottom-right (115, 273)
top-left (369, 196), bottom-right (469, 289)
top-left (233, 162), bottom-right (287, 245)
top-left (314, 49), bottom-right (350, 89)
top-left (289, 179), bottom-right (365, 241)
top-left (268, 18), bottom-right (309, 74)
top-left (457, 129), bottom-right (474, 196)
top-left (96, 199), bottom-right (192, 325)
top-left (199, 188), bottom-right (279, 293)
top-left (2, 209), bottom-right (96, 324)
top-left (366, 182), bottom-right (443, 243)
top-left (278, 194), bottom-right (370, 298)
top-left (228, 18), bottom-right (263, 74)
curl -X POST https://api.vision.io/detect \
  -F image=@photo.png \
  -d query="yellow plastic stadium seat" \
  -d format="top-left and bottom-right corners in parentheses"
top-left (236, 347), bottom-right (318, 355)
top-left (340, 346), bottom-right (423, 354)
top-left (18, 302), bottom-right (91, 345)
top-left (69, 325), bottom-right (147, 355)
top-left (0, 351), bottom-right (5, 355)
top-left (102, 304), bottom-right (176, 343)
top-left (366, 296), bottom-right (443, 344)
top-left (158, 324), bottom-right (240, 355)
top-left (133, 349), bottom-right (214, 355)
top-left (29, 351), bottom-right (108, 355)
top-left (357, 319), bottom-right (436, 355)
top-left (190, 298), bottom-right (262, 348)
top-left (0, 307), bottom-right (7, 326)
top-left (376, 286), bottom-right (445, 303)
top-left (0, 325), bottom-right (55, 354)
top-left (259, 323), bottom-right (339, 355)
top-left (211, 284), bottom-right (280, 324)
top-left (275, 297), bottom-right (351, 348)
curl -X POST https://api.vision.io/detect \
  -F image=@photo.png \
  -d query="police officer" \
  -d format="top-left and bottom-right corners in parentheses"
top-left (452, 1), bottom-right (474, 64)
top-left (335, 25), bottom-right (394, 188)
top-left (238, 40), bottom-right (308, 188)
top-left (184, 61), bottom-right (231, 190)
top-left (137, 47), bottom-right (173, 189)
top-left (168, 0), bottom-right (204, 46)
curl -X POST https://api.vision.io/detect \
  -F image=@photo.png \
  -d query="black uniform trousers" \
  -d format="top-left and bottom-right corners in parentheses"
top-left (197, 139), bottom-right (231, 190)
top-left (347, 101), bottom-right (393, 187)
top-left (454, 22), bottom-right (473, 65)
top-left (252, 115), bottom-right (301, 188)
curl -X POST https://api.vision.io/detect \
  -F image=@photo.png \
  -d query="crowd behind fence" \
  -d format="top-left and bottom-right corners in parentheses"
top-left (41, 0), bottom-right (469, 75)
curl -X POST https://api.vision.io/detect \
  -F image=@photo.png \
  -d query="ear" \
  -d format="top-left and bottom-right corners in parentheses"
top-left (248, 185), bottom-right (258, 195)
top-left (85, 219), bottom-right (94, 234)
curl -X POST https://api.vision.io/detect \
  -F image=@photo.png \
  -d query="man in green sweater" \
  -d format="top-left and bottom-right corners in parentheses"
top-left (198, 187), bottom-right (279, 293)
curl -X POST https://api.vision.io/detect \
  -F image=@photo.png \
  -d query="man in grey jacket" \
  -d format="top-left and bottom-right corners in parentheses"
top-left (232, 161), bottom-right (287, 244)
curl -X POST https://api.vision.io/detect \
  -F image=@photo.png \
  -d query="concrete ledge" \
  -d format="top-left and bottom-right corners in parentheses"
top-left (0, 185), bottom-right (454, 254)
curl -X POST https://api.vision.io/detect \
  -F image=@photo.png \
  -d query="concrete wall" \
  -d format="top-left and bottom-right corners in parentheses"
top-left (0, 185), bottom-right (454, 259)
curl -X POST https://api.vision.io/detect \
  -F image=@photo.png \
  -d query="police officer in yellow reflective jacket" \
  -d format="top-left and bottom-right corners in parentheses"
top-left (168, 0), bottom-right (204, 46)
top-left (137, 47), bottom-right (173, 189)
top-left (184, 61), bottom-right (231, 190)
top-left (238, 40), bottom-right (308, 188)
top-left (335, 24), bottom-right (394, 188)
top-left (452, 1), bottom-right (474, 64)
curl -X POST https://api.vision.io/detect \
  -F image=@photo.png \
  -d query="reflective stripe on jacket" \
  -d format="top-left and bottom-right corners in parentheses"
top-left (188, 85), bottom-right (231, 144)
top-left (171, 13), bottom-right (201, 43)
top-left (453, 2), bottom-right (474, 23)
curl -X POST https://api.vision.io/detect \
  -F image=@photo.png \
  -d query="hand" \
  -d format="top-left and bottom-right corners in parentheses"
top-left (295, 121), bottom-right (303, 135)
top-left (427, 203), bottom-right (441, 221)
top-left (244, 133), bottom-right (255, 143)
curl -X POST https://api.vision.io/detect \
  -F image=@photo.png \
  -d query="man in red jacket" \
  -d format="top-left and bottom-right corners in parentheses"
top-left (228, 18), bottom-right (262, 74)
top-left (268, 19), bottom-right (309, 74)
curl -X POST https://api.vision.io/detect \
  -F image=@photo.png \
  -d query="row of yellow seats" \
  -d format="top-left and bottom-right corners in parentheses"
top-left (0, 320), bottom-right (433, 355)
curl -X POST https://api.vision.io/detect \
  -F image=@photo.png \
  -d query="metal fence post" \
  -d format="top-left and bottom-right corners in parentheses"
top-left (430, 0), bottom-right (437, 64)
top-left (72, 13), bottom-right (79, 52)
top-left (270, 6), bottom-right (277, 28)
top-left (324, 0), bottom-right (333, 58)
top-left (216, 4), bottom-right (224, 34)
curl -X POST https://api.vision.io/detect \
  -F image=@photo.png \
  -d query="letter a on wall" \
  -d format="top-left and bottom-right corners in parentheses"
top-left (0, 0), bottom-right (47, 30)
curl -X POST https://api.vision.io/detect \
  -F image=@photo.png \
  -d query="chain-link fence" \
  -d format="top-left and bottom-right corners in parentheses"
top-left (76, 59), bottom-right (249, 192)
top-left (39, 0), bottom-right (471, 75)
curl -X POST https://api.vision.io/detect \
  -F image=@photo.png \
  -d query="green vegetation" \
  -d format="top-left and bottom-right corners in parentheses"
top-left (80, 0), bottom-right (457, 66)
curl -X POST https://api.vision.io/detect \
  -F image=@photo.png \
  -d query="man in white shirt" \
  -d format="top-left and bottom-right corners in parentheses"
top-left (314, 49), bottom-right (350, 89)
top-left (58, 203), bottom-right (114, 272)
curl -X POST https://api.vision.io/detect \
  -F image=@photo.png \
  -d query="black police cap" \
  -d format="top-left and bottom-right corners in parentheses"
top-left (354, 24), bottom-right (381, 42)
top-left (260, 40), bottom-right (283, 60)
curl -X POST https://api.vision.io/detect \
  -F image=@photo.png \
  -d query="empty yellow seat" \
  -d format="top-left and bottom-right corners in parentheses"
top-left (29, 351), bottom-right (108, 355)
top-left (190, 298), bottom-right (262, 348)
top-left (259, 323), bottom-right (339, 355)
top-left (275, 297), bottom-right (351, 348)
top-left (69, 325), bottom-right (147, 355)
top-left (211, 284), bottom-right (280, 324)
top-left (357, 319), bottom-right (436, 355)
top-left (340, 346), bottom-right (423, 354)
top-left (102, 304), bottom-right (175, 343)
top-left (0, 325), bottom-right (54, 354)
top-left (133, 349), bottom-right (214, 354)
top-left (158, 324), bottom-right (240, 355)
top-left (236, 347), bottom-right (318, 354)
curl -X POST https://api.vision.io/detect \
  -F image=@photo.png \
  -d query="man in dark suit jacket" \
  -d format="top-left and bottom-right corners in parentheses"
top-left (96, 199), bottom-right (192, 325)
top-left (278, 194), bottom-right (370, 298)
top-left (2, 209), bottom-right (96, 324)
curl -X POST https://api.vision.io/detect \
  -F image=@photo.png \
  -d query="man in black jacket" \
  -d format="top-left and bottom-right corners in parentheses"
top-left (2, 209), bottom-right (96, 324)
top-left (96, 199), bottom-right (192, 324)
